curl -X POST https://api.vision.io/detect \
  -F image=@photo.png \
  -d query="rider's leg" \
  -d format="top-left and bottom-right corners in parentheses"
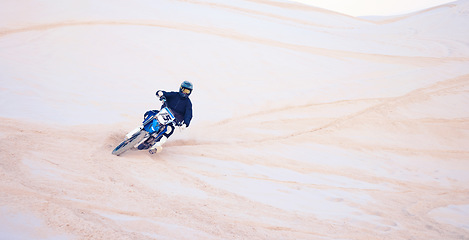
top-left (149, 125), bottom-right (175, 153)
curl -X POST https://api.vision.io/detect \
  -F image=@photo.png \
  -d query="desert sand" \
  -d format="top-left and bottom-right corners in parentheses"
top-left (1, 0), bottom-right (469, 239)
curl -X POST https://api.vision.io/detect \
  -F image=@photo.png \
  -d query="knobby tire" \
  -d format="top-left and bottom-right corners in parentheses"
top-left (112, 131), bottom-right (146, 156)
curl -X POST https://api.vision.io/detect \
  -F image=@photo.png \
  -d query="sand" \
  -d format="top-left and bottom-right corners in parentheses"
top-left (1, 0), bottom-right (469, 239)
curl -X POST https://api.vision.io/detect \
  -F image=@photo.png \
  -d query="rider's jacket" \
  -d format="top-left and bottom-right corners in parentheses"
top-left (158, 91), bottom-right (193, 126)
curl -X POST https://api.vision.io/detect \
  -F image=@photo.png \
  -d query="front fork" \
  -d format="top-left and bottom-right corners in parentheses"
top-left (136, 125), bottom-right (168, 150)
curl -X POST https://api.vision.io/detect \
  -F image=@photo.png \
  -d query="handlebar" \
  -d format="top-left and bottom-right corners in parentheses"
top-left (159, 96), bottom-right (167, 108)
top-left (157, 96), bottom-right (183, 127)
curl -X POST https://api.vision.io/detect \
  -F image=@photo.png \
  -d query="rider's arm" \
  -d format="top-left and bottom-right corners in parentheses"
top-left (156, 90), bottom-right (164, 97)
top-left (156, 90), bottom-right (169, 101)
top-left (183, 100), bottom-right (193, 127)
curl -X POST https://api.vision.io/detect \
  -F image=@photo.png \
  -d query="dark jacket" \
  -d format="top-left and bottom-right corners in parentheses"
top-left (158, 91), bottom-right (193, 126)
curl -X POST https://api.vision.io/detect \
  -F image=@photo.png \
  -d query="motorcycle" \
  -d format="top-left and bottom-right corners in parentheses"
top-left (112, 97), bottom-right (176, 156)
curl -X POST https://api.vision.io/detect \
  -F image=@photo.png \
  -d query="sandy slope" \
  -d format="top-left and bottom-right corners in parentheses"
top-left (1, 0), bottom-right (469, 239)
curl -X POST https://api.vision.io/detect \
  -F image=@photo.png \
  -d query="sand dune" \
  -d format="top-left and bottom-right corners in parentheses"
top-left (1, 0), bottom-right (469, 239)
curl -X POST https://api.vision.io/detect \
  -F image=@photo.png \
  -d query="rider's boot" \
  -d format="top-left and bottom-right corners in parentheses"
top-left (125, 126), bottom-right (142, 140)
top-left (148, 136), bottom-right (167, 154)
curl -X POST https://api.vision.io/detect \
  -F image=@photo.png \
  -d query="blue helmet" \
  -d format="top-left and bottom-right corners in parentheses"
top-left (179, 81), bottom-right (193, 98)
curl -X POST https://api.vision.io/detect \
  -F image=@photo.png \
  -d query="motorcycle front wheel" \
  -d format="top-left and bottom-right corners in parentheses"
top-left (112, 131), bottom-right (147, 156)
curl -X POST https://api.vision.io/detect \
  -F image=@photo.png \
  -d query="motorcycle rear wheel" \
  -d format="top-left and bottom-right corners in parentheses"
top-left (112, 131), bottom-right (147, 156)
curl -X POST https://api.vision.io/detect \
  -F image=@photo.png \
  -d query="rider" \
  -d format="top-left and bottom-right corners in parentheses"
top-left (149, 81), bottom-right (193, 154)
top-left (126, 81), bottom-right (193, 154)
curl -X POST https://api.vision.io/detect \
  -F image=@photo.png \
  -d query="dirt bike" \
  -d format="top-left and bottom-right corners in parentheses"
top-left (112, 97), bottom-right (176, 156)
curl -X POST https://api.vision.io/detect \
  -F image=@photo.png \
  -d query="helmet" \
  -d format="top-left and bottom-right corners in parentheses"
top-left (179, 81), bottom-right (193, 98)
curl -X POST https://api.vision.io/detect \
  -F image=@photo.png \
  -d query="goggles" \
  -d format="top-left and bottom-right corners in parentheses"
top-left (181, 88), bottom-right (191, 94)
